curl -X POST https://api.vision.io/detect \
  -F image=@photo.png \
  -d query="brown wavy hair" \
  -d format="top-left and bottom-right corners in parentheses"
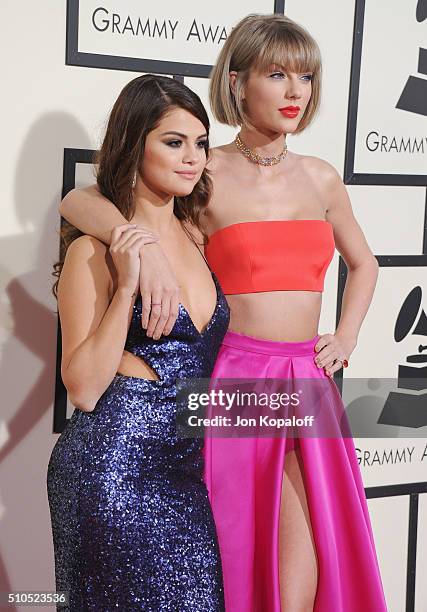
top-left (52, 74), bottom-right (212, 298)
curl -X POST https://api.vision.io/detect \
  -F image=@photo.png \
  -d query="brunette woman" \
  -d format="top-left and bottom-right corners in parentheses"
top-left (47, 74), bottom-right (229, 611)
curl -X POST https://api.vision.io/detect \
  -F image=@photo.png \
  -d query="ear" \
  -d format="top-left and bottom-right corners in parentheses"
top-left (229, 71), bottom-right (245, 100)
top-left (229, 71), bottom-right (238, 96)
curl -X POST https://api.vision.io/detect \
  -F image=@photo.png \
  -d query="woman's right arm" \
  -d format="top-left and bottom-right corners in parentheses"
top-left (58, 227), bottom-right (147, 412)
top-left (59, 185), bottom-right (180, 338)
top-left (60, 185), bottom-right (132, 244)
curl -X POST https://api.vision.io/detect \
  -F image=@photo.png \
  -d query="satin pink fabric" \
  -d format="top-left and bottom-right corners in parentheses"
top-left (203, 330), bottom-right (387, 612)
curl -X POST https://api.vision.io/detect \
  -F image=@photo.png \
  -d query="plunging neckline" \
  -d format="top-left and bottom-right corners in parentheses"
top-left (177, 271), bottom-right (221, 337)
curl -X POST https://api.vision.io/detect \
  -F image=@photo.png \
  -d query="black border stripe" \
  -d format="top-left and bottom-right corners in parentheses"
top-left (53, 319), bottom-right (67, 434)
top-left (65, 0), bottom-right (79, 66)
top-left (423, 189), bottom-right (427, 255)
top-left (70, 51), bottom-right (213, 78)
top-left (344, 0), bottom-right (365, 185)
top-left (366, 482), bottom-right (427, 498)
top-left (346, 174), bottom-right (427, 187)
top-left (406, 493), bottom-right (419, 611)
top-left (376, 254), bottom-right (427, 267)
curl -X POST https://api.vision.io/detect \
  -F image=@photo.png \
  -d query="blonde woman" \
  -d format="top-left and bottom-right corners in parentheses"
top-left (58, 14), bottom-right (387, 612)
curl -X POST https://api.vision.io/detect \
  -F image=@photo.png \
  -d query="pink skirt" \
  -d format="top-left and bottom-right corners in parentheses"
top-left (203, 330), bottom-right (387, 612)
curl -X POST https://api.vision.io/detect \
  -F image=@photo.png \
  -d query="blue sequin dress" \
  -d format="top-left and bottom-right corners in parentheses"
top-left (47, 239), bottom-right (230, 611)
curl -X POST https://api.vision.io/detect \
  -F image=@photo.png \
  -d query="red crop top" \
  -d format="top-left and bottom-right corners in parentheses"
top-left (204, 220), bottom-right (335, 295)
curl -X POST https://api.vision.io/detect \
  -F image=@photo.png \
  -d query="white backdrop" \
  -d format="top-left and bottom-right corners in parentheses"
top-left (1, 1), bottom-right (426, 610)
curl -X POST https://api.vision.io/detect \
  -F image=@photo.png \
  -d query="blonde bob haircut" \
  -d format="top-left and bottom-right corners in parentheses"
top-left (209, 13), bottom-right (322, 133)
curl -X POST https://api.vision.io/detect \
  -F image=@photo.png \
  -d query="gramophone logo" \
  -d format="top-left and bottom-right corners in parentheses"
top-left (396, 0), bottom-right (427, 116)
top-left (378, 286), bottom-right (427, 428)
top-left (345, 0), bottom-right (427, 184)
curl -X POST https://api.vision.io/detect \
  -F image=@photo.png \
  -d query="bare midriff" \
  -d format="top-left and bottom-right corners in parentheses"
top-left (117, 351), bottom-right (160, 380)
top-left (225, 291), bottom-right (322, 342)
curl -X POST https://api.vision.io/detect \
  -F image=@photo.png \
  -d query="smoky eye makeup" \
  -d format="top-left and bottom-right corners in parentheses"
top-left (163, 138), bottom-right (208, 148)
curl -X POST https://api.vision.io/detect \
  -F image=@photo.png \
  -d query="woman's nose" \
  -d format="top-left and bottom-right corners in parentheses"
top-left (182, 146), bottom-right (201, 164)
top-left (285, 77), bottom-right (303, 100)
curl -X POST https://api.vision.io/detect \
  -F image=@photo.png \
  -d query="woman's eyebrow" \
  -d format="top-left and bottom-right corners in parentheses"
top-left (268, 65), bottom-right (312, 73)
top-left (160, 131), bottom-right (208, 139)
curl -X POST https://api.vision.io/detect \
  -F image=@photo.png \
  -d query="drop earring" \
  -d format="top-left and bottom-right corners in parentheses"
top-left (131, 171), bottom-right (137, 188)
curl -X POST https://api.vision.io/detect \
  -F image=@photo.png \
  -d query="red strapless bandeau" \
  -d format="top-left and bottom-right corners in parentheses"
top-left (204, 220), bottom-right (335, 295)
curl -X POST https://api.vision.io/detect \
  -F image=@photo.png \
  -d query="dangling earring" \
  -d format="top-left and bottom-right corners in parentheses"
top-left (131, 171), bottom-right (137, 189)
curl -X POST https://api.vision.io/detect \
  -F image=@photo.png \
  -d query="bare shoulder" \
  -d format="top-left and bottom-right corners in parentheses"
top-left (65, 234), bottom-right (108, 261)
top-left (296, 154), bottom-right (342, 186)
top-left (62, 235), bottom-right (112, 285)
top-left (207, 143), bottom-right (236, 173)
top-left (58, 235), bottom-right (115, 307)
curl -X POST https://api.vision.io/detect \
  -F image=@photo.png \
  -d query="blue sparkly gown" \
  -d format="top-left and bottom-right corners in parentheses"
top-left (47, 243), bottom-right (230, 611)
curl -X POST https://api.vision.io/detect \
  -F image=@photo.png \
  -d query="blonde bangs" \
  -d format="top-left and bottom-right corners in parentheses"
top-left (254, 29), bottom-right (321, 76)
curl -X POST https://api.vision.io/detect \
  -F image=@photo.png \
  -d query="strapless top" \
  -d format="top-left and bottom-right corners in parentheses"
top-left (204, 220), bottom-right (335, 295)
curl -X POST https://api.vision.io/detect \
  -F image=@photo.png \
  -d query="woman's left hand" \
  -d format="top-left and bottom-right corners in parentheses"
top-left (314, 333), bottom-right (356, 377)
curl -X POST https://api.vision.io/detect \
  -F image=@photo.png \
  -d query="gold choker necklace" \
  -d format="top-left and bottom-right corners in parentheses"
top-left (234, 133), bottom-right (288, 166)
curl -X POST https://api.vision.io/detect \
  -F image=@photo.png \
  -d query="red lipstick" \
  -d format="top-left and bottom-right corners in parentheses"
top-left (279, 106), bottom-right (300, 118)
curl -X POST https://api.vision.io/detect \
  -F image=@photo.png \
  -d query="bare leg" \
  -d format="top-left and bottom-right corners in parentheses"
top-left (279, 446), bottom-right (319, 611)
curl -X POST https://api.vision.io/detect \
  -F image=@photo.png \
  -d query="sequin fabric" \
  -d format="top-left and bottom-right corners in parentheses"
top-left (47, 270), bottom-right (230, 611)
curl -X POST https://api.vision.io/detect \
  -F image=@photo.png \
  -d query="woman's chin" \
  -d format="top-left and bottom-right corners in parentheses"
top-left (277, 120), bottom-right (300, 134)
top-left (173, 186), bottom-right (197, 197)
